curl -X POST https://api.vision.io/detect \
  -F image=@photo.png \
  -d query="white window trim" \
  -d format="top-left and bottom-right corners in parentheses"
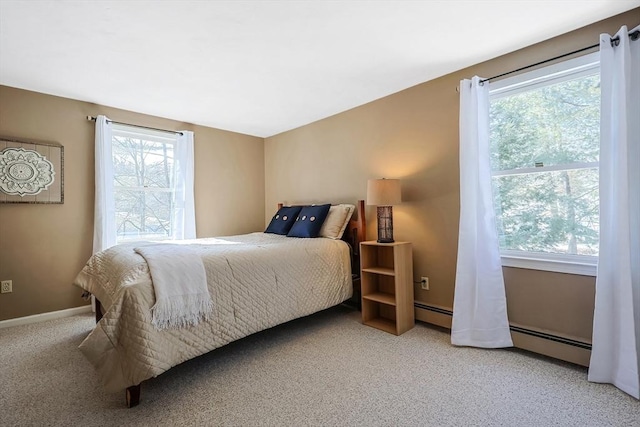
top-left (490, 52), bottom-right (600, 95)
top-left (501, 251), bottom-right (597, 276)
top-left (112, 125), bottom-right (178, 144)
top-left (111, 123), bottom-right (180, 244)
top-left (114, 186), bottom-right (175, 192)
top-left (490, 52), bottom-right (600, 276)
top-left (492, 161), bottom-right (599, 177)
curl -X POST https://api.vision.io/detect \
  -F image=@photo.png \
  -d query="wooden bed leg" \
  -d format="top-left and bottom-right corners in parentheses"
top-left (126, 385), bottom-right (141, 408)
top-left (95, 298), bottom-right (103, 323)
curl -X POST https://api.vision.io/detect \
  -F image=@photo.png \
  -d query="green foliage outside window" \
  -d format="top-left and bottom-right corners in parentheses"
top-left (489, 74), bottom-right (600, 256)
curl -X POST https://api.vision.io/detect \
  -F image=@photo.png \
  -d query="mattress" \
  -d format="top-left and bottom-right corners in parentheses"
top-left (74, 232), bottom-right (352, 391)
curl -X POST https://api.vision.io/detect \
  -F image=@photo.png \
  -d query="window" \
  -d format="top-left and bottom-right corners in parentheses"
top-left (93, 116), bottom-right (194, 253)
top-left (489, 53), bottom-right (600, 275)
top-left (111, 124), bottom-right (179, 243)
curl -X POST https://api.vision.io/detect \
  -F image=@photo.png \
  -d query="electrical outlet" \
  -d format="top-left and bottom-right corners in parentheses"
top-left (420, 277), bottom-right (429, 291)
top-left (1, 280), bottom-right (12, 294)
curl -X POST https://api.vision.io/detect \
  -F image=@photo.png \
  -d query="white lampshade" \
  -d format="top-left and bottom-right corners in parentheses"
top-left (367, 178), bottom-right (401, 206)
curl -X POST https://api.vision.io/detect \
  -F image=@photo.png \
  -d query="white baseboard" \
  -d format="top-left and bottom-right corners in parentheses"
top-left (0, 305), bottom-right (92, 329)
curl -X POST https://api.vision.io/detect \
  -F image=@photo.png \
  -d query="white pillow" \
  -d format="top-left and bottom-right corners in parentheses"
top-left (319, 204), bottom-right (355, 239)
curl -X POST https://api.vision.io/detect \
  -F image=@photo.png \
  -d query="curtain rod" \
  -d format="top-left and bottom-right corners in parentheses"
top-left (480, 30), bottom-right (639, 84)
top-left (86, 116), bottom-right (184, 136)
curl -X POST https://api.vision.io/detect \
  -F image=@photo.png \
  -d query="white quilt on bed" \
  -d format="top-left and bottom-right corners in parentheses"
top-left (74, 232), bottom-right (352, 392)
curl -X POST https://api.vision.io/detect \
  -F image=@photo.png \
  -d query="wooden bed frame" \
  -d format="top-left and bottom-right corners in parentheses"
top-left (94, 200), bottom-right (366, 408)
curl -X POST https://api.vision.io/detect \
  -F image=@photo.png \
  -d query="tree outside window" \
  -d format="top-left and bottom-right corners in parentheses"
top-left (111, 126), bottom-right (177, 243)
top-left (489, 60), bottom-right (600, 258)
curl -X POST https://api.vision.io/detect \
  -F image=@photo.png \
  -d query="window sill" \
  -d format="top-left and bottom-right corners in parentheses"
top-left (500, 251), bottom-right (597, 277)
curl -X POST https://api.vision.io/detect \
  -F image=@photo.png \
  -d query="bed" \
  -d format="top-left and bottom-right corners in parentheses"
top-left (74, 201), bottom-right (366, 407)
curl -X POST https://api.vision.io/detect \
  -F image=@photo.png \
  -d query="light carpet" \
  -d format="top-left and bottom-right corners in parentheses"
top-left (1, 306), bottom-right (638, 426)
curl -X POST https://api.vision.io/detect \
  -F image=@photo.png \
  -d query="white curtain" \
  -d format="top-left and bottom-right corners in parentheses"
top-left (172, 130), bottom-right (197, 240)
top-left (452, 76), bottom-right (513, 348)
top-left (589, 25), bottom-right (640, 399)
top-left (93, 115), bottom-right (116, 253)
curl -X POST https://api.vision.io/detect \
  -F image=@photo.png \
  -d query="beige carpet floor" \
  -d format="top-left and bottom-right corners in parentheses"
top-left (1, 305), bottom-right (638, 426)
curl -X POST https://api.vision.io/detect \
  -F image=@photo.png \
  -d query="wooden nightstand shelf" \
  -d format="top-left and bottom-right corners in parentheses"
top-left (360, 241), bottom-right (414, 335)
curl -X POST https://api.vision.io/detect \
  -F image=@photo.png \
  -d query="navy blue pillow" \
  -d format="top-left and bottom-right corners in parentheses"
top-left (265, 206), bottom-right (302, 235)
top-left (287, 204), bottom-right (331, 238)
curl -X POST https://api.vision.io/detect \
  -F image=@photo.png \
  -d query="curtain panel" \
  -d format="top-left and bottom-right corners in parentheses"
top-left (172, 130), bottom-right (196, 240)
top-left (589, 25), bottom-right (640, 400)
top-left (452, 76), bottom-right (513, 348)
top-left (93, 115), bottom-right (116, 253)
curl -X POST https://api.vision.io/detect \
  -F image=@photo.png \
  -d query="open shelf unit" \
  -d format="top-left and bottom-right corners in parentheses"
top-left (360, 241), bottom-right (414, 335)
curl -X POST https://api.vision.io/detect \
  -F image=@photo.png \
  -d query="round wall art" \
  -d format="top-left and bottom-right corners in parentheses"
top-left (0, 147), bottom-right (56, 196)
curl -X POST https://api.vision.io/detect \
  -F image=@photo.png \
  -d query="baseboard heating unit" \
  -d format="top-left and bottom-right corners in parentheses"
top-left (414, 301), bottom-right (592, 366)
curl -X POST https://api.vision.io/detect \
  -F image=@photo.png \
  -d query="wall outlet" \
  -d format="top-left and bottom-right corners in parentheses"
top-left (1, 280), bottom-right (12, 293)
top-left (420, 277), bottom-right (429, 291)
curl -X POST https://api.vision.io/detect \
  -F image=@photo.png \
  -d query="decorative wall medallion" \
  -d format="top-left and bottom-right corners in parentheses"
top-left (0, 148), bottom-right (55, 196)
top-left (0, 139), bottom-right (64, 204)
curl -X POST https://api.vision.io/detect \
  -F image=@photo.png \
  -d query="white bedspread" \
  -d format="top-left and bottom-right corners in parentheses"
top-left (134, 245), bottom-right (212, 330)
top-left (74, 232), bottom-right (352, 392)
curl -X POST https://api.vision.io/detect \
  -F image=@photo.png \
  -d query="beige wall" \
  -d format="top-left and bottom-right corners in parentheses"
top-left (0, 86), bottom-right (265, 320)
top-left (265, 10), bottom-right (639, 344)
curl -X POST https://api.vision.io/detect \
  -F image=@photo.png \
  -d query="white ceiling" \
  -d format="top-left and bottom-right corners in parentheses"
top-left (1, 1), bottom-right (638, 137)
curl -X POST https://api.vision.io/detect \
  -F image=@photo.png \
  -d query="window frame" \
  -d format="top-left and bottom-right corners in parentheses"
top-left (488, 52), bottom-right (600, 276)
top-left (111, 124), bottom-right (179, 244)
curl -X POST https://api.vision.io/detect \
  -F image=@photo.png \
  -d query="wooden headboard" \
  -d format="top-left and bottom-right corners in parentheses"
top-left (342, 199), bottom-right (366, 247)
top-left (343, 200), bottom-right (366, 277)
